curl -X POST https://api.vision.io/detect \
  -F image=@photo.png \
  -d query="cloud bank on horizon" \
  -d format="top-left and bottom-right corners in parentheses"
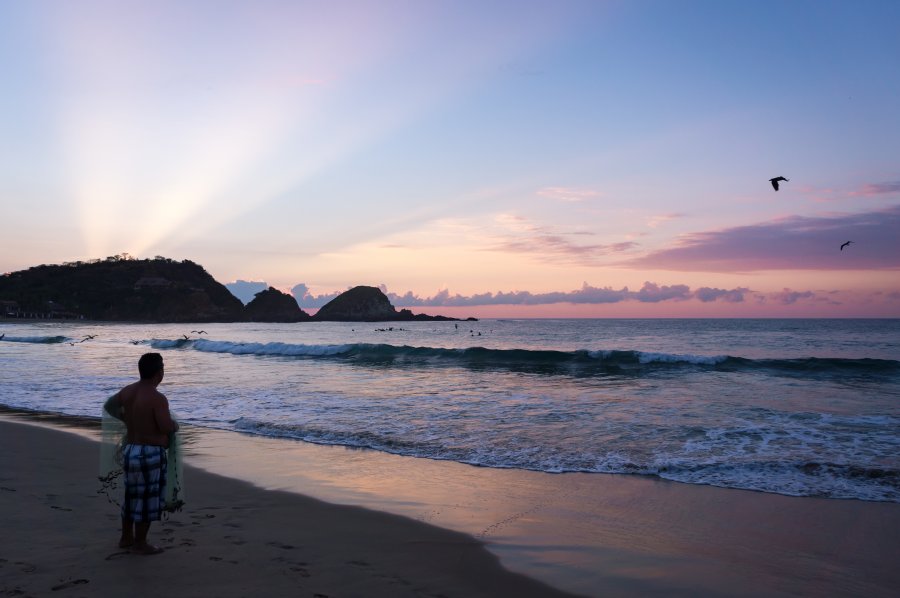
top-left (221, 280), bottom-right (898, 316)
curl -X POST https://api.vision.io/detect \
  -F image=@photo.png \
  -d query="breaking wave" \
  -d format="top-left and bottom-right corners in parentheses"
top-left (147, 338), bottom-right (900, 378)
top-left (0, 335), bottom-right (69, 344)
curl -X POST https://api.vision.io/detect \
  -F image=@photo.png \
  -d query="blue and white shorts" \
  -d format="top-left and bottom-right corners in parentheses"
top-left (121, 444), bottom-right (168, 522)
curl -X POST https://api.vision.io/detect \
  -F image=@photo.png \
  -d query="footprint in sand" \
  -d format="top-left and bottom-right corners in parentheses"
top-left (51, 579), bottom-right (89, 591)
top-left (266, 541), bottom-right (295, 550)
top-left (285, 562), bottom-right (310, 577)
top-left (104, 551), bottom-right (131, 561)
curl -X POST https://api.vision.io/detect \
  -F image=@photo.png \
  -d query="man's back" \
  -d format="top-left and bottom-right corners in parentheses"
top-left (120, 382), bottom-right (175, 447)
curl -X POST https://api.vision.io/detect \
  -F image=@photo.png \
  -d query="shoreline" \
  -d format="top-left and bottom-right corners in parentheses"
top-left (2, 410), bottom-right (899, 597)
top-left (0, 418), bottom-right (575, 598)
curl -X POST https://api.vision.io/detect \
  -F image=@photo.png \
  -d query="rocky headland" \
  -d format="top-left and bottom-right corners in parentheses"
top-left (0, 256), bottom-right (471, 322)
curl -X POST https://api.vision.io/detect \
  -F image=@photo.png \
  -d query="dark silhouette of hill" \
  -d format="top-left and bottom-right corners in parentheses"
top-left (0, 255), bottom-right (244, 322)
top-left (1, 257), bottom-right (471, 322)
top-left (312, 286), bottom-right (463, 322)
top-left (244, 287), bottom-right (311, 322)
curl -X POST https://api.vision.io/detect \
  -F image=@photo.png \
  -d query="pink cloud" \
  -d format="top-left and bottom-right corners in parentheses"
top-left (488, 226), bottom-right (638, 266)
top-left (625, 205), bottom-right (900, 272)
top-left (767, 289), bottom-right (816, 305)
top-left (850, 181), bottom-right (900, 197)
top-left (647, 213), bottom-right (686, 228)
top-left (695, 287), bottom-right (748, 303)
top-left (536, 187), bottom-right (601, 202)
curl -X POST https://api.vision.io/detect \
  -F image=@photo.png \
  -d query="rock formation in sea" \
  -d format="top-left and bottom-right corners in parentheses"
top-left (243, 287), bottom-right (311, 322)
top-left (312, 286), bottom-right (465, 322)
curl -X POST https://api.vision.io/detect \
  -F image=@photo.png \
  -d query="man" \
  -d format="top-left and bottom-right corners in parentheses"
top-left (104, 353), bottom-right (178, 554)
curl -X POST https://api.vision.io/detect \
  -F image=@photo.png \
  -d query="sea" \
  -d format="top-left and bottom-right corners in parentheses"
top-left (1, 318), bottom-right (898, 503)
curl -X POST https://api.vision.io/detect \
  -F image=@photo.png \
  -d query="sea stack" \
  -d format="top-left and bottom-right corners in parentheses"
top-left (243, 287), bottom-right (311, 322)
top-left (312, 286), bottom-right (398, 321)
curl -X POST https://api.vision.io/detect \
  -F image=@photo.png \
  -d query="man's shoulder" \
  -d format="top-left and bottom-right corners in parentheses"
top-left (149, 388), bottom-right (169, 404)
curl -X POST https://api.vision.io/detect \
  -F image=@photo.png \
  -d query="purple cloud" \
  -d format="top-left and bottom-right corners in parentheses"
top-left (695, 287), bottom-right (748, 303)
top-left (292, 283), bottom-right (343, 308)
top-left (768, 289), bottom-right (816, 305)
top-left (225, 280), bottom-right (269, 305)
top-left (634, 282), bottom-right (692, 302)
top-left (372, 282), bottom-right (750, 307)
top-left (626, 206), bottom-right (900, 272)
top-left (851, 181), bottom-right (900, 197)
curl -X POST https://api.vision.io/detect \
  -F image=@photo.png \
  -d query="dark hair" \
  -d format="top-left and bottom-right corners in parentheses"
top-left (138, 353), bottom-right (164, 380)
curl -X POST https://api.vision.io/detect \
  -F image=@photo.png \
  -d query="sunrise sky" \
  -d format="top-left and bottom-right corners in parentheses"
top-left (2, 0), bottom-right (898, 317)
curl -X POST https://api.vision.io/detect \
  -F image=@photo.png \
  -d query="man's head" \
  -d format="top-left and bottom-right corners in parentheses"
top-left (138, 353), bottom-right (164, 381)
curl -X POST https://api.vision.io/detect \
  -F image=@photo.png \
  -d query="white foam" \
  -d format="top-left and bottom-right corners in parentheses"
top-left (636, 351), bottom-right (729, 365)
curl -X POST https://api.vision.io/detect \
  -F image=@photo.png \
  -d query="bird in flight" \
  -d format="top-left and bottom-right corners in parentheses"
top-left (840, 241), bottom-right (853, 251)
top-left (82, 334), bottom-right (97, 341)
top-left (191, 330), bottom-right (207, 335)
top-left (769, 176), bottom-right (789, 191)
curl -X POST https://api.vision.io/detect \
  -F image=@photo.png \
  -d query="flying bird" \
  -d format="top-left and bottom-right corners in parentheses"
top-left (82, 334), bottom-right (97, 341)
top-left (769, 176), bottom-right (789, 191)
top-left (840, 241), bottom-right (853, 251)
top-left (191, 330), bottom-right (207, 335)
top-left (182, 334), bottom-right (190, 340)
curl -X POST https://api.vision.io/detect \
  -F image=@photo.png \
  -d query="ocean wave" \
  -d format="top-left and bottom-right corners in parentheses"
top-left (147, 338), bottom-right (900, 377)
top-left (232, 417), bottom-right (900, 502)
top-left (0, 335), bottom-right (69, 344)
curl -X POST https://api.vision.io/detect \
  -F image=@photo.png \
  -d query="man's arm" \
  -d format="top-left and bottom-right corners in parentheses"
top-left (103, 393), bottom-right (124, 421)
top-left (153, 395), bottom-right (179, 434)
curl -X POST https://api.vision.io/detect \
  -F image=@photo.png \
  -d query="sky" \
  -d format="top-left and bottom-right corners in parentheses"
top-left (1, 0), bottom-right (899, 317)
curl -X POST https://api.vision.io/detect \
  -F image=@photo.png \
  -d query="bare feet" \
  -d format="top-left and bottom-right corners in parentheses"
top-left (131, 543), bottom-right (163, 555)
top-left (118, 538), bottom-right (134, 548)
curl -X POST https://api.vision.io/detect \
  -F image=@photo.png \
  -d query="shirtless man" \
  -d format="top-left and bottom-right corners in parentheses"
top-left (104, 353), bottom-right (178, 554)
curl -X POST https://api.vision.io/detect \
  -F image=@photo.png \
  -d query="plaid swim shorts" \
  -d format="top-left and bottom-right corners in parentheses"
top-left (121, 444), bottom-right (168, 522)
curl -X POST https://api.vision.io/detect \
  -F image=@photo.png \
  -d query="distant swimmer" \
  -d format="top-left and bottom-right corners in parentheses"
top-left (840, 240), bottom-right (853, 251)
top-left (130, 340), bottom-right (141, 345)
top-left (769, 176), bottom-right (789, 191)
top-left (191, 330), bottom-right (207, 335)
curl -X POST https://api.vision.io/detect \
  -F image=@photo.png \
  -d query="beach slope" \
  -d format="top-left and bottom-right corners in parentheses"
top-left (0, 421), bottom-right (574, 598)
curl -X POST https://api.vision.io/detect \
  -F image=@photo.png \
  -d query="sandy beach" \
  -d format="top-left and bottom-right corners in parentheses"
top-left (2, 414), bottom-right (899, 597)
top-left (0, 419), bottom-right (573, 598)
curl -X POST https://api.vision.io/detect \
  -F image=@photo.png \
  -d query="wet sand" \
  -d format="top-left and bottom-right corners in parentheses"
top-left (2, 414), bottom-right (899, 597)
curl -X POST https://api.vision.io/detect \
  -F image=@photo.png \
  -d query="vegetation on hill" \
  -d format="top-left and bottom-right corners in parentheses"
top-left (0, 255), bottom-right (244, 322)
top-left (1, 257), bottom-right (471, 322)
